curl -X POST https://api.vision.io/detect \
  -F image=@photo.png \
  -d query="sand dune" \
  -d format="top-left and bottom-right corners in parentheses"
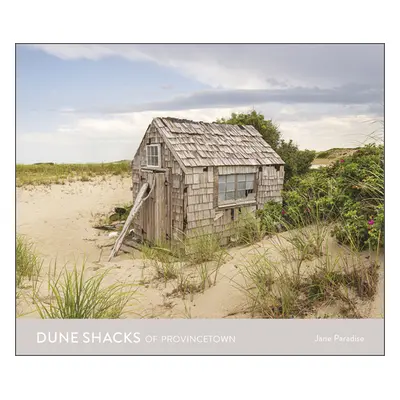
top-left (16, 177), bottom-right (384, 319)
top-left (17, 176), bottom-right (132, 265)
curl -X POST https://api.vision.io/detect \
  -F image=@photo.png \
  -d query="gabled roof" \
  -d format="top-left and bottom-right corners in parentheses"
top-left (152, 117), bottom-right (284, 168)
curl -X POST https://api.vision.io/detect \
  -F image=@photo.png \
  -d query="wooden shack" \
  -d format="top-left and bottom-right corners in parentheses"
top-left (131, 117), bottom-right (285, 245)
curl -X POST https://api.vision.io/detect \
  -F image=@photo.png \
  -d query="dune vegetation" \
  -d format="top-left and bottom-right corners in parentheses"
top-left (16, 161), bottom-right (130, 187)
top-left (232, 143), bottom-right (384, 317)
top-left (16, 235), bottom-right (42, 288)
top-left (32, 263), bottom-right (137, 319)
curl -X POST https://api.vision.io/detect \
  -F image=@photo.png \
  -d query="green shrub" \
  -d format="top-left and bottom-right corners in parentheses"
top-left (328, 145), bottom-right (384, 250)
top-left (257, 201), bottom-right (284, 234)
top-left (256, 144), bottom-right (384, 251)
top-left (276, 139), bottom-right (316, 180)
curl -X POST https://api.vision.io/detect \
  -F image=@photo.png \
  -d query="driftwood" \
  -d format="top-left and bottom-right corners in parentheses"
top-left (108, 179), bottom-right (154, 261)
top-left (93, 224), bottom-right (119, 231)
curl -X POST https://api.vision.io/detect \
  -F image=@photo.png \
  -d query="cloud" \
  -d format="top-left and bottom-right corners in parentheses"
top-left (31, 44), bottom-right (127, 61)
top-left (58, 107), bottom-right (75, 113)
top-left (31, 44), bottom-right (384, 90)
top-left (82, 83), bottom-right (383, 114)
top-left (280, 115), bottom-right (380, 150)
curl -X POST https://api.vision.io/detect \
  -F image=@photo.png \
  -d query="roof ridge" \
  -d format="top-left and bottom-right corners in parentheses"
top-left (156, 116), bottom-right (259, 130)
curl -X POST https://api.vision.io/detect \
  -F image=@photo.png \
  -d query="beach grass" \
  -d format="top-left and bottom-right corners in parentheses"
top-left (16, 235), bottom-right (42, 288)
top-left (16, 161), bottom-right (131, 187)
top-left (236, 240), bottom-right (380, 319)
top-left (32, 263), bottom-right (137, 319)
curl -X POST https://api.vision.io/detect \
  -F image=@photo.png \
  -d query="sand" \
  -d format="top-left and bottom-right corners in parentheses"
top-left (17, 176), bottom-right (132, 265)
top-left (16, 177), bottom-right (384, 319)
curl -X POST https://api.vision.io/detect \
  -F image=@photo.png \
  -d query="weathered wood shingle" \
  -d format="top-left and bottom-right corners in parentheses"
top-left (152, 117), bottom-right (284, 168)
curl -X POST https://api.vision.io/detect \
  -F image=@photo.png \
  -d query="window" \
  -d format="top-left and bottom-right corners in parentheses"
top-left (237, 173), bottom-right (255, 199)
top-left (146, 144), bottom-right (161, 167)
top-left (218, 173), bottom-right (255, 202)
top-left (219, 174), bottom-right (236, 201)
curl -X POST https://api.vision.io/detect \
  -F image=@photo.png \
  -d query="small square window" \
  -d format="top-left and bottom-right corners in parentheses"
top-left (146, 144), bottom-right (161, 168)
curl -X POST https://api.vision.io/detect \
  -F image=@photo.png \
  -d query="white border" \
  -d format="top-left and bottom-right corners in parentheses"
top-left (3, 0), bottom-right (399, 397)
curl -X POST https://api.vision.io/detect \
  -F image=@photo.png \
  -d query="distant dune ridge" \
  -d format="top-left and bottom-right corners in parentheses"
top-left (312, 147), bottom-right (359, 168)
top-left (16, 161), bottom-right (131, 187)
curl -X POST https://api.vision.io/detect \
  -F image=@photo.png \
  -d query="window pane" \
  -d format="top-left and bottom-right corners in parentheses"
top-left (227, 182), bottom-right (235, 191)
top-left (225, 191), bottom-right (235, 200)
top-left (245, 180), bottom-right (254, 190)
top-left (237, 174), bottom-right (246, 182)
top-left (219, 175), bottom-right (228, 201)
top-left (147, 145), bottom-right (160, 166)
top-left (246, 173), bottom-right (254, 182)
top-left (147, 153), bottom-right (159, 166)
top-left (237, 190), bottom-right (246, 199)
top-left (245, 174), bottom-right (254, 190)
top-left (227, 175), bottom-right (235, 183)
top-left (238, 181), bottom-right (246, 190)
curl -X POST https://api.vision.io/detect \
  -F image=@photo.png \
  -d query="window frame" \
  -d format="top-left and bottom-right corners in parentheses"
top-left (145, 144), bottom-right (161, 168)
top-left (218, 173), bottom-right (256, 204)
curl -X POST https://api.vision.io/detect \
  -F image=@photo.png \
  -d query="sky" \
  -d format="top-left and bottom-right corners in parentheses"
top-left (16, 44), bottom-right (384, 164)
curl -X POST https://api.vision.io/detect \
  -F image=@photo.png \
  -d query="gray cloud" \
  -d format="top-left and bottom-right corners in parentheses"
top-left (83, 83), bottom-right (383, 114)
top-left (33, 44), bottom-right (384, 89)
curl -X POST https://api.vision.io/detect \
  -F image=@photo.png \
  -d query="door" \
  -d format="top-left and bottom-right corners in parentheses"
top-left (140, 170), bottom-right (171, 244)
